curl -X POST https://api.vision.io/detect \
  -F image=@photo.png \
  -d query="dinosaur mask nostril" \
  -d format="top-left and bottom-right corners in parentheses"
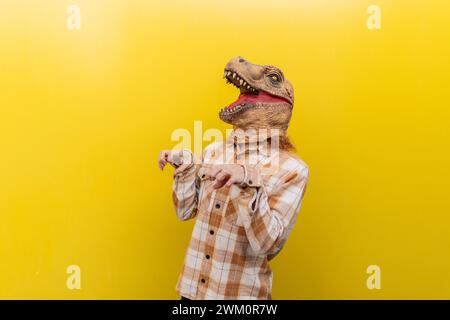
top-left (239, 58), bottom-right (245, 63)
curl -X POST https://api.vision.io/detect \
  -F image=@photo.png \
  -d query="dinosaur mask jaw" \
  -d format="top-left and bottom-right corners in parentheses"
top-left (219, 92), bottom-right (292, 123)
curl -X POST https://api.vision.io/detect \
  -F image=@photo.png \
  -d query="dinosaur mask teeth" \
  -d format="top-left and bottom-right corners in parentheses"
top-left (220, 103), bottom-right (248, 115)
top-left (224, 70), bottom-right (258, 93)
top-left (223, 90), bottom-right (292, 113)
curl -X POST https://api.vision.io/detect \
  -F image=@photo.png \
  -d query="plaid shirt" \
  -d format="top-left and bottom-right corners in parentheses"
top-left (173, 130), bottom-right (308, 300)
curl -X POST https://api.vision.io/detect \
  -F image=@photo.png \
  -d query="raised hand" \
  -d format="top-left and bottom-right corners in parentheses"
top-left (158, 149), bottom-right (194, 176)
top-left (202, 164), bottom-right (245, 189)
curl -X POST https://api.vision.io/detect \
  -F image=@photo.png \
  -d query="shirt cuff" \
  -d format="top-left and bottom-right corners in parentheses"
top-left (173, 150), bottom-right (197, 181)
top-left (174, 163), bottom-right (196, 181)
top-left (240, 165), bottom-right (262, 188)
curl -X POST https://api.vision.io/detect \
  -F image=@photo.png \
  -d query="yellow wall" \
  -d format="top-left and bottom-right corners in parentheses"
top-left (1, 0), bottom-right (449, 299)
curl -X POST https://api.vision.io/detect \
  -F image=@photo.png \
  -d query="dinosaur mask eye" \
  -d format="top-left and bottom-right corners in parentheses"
top-left (267, 73), bottom-right (282, 84)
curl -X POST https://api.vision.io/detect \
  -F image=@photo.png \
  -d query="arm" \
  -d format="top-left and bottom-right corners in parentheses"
top-left (229, 164), bottom-right (309, 256)
top-left (172, 157), bottom-right (200, 221)
top-left (158, 149), bottom-right (200, 221)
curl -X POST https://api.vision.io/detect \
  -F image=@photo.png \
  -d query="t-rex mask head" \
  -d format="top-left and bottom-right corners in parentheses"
top-left (219, 57), bottom-right (294, 132)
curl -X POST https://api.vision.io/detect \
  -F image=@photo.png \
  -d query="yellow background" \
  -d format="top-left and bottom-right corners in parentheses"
top-left (1, 0), bottom-right (449, 299)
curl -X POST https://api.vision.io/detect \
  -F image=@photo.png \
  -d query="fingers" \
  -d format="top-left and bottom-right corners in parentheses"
top-left (204, 166), bottom-right (225, 189)
top-left (202, 165), bottom-right (244, 189)
top-left (225, 165), bottom-right (244, 187)
top-left (204, 166), bottom-right (222, 180)
top-left (158, 150), bottom-right (170, 170)
top-left (225, 175), bottom-right (240, 187)
top-left (158, 150), bottom-right (184, 170)
top-left (213, 171), bottom-right (231, 189)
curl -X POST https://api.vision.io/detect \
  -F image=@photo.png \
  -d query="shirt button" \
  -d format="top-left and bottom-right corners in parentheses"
top-left (215, 203), bottom-right (221, 209)
top-left (209, 230), bottom-right (214, 235)
top-left (248, 180), bottom-right (253, 185)
top-left (205, 254), bottom-right (210, 259)
top-left (201, 174), bottom-right (206, 179)
top-left (201, 278), bottom-right (206, 284)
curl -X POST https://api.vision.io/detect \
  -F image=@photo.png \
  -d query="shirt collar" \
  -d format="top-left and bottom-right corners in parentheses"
top-left (226, 128), bottom-right (283, 158)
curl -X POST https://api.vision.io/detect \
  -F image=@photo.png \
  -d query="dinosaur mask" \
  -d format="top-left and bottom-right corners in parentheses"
top-left (219, 57), bottom-right (294, 131)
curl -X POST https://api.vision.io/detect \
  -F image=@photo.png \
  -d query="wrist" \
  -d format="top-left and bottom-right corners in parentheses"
top-left (239, 165), bottom-right (261, 187)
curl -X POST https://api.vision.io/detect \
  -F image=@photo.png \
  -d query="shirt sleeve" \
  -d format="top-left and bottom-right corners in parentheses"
top-left (229, 163), bottom-right (309, 257)
top-left (172, 151), bottom-right (200, 221)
